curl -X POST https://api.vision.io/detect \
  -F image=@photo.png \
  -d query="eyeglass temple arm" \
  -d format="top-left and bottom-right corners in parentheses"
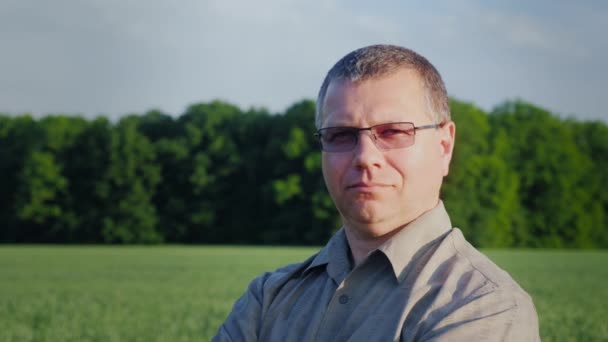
top-left (414, 122), bottom-right (446, 131)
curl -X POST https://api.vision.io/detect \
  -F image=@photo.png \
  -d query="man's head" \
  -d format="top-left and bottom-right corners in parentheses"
top-left (316, 45), bottom-right (451, 129)
top-left (316, 44), bottom-right (455, 239)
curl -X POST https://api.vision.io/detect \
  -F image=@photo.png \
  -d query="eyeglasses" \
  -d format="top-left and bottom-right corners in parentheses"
top-left (314, 122), bottom-right (445, 152)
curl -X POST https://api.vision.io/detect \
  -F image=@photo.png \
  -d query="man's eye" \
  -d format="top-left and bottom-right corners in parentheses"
top-left (378, 129), bottom-right (407, 137)
top-left (328, 131), bottom-right (354, 142)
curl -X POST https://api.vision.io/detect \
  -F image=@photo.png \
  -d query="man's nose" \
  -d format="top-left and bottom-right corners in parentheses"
top-left (352, 131), bottom-right (383, 169)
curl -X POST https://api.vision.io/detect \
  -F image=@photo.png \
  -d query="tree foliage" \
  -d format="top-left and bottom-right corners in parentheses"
top-left (0, 98), bottom-right (606, 247)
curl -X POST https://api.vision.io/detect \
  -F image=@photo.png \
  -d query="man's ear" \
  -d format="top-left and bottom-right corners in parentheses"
top-left (439, 121), bottom-right (455, 176)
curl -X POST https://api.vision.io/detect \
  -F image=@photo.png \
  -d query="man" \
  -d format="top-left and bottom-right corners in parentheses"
top-left (213, 44), bottom-right (540, 341)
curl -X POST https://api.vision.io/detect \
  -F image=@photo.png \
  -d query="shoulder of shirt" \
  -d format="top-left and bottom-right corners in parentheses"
top-left (440, 227), bottom-right (536, 310)
top-left (439, 228), bottom-right (540, 339)
top-left (407, 228), bottom-right (540, 340)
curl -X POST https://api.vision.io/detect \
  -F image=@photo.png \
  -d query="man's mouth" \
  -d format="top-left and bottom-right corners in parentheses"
top-left (346, 182), bottom-right (389, 189)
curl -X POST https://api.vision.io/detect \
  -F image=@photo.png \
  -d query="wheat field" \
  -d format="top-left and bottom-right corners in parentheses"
top-left (0, 246), bottom-right (606, 341)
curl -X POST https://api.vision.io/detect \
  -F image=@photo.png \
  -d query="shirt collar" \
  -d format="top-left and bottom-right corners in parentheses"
top-left (304, 228), bottom-right (352, 284)
top-left (304, 201), bottom-right (452, 285)
top-left (377, 200), bottom-right (452, 283)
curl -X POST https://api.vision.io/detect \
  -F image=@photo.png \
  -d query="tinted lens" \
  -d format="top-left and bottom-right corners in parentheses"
top-left (372, 122), bottom-right (416, 150)
top-left (316, 122), bottom-right (420, 152)
top-left (319, 127), bottom-right (358, 152)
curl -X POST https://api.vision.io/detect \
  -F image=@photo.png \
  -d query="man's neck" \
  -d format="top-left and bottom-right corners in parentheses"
top-left (344, 224), bottom-right (404, 267)
top-left (343, 202), bottom-right (440, 266)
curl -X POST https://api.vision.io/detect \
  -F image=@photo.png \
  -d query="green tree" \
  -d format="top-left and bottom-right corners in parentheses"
top-left (14, 151), bottom-right (68, 241)
top-left (0, 115), bottom-right (44, 242)
top-left (178, 101), bottom-right (243, 242)
top-left (570, 120), bottom-right (608, 247)
top-left (100, 116), bottom-right (162, 243)
top-left (490, 101), bottom-right (595, 248)
top-left (61, 117), bottom-right (113, 242)
top-left (259, 100), bottom-right (338, 244)
top-left (1, 98), bottom-right (605, 247)
top-left (443, 100), bottom-right (522, 247)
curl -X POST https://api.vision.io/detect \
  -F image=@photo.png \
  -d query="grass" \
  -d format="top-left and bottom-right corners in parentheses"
top-left (0, 246), bottom-right (606, 341)
top-left (486, 250), bottom-right (608, 341)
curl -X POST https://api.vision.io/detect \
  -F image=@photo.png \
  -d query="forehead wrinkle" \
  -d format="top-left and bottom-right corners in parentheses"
top-left (323, 112), bottom-right (415, 129)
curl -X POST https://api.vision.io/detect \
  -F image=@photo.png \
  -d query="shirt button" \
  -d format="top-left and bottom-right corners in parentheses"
top-left (339, 294), bottom-right (349, 304)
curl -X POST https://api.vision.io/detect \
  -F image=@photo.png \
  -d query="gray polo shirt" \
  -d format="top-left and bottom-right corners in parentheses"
top-left (213, 202), bottom-right (540, 341)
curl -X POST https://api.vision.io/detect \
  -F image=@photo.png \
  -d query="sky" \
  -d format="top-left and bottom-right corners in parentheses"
top-left (1, 0), bottom-right (607, 122)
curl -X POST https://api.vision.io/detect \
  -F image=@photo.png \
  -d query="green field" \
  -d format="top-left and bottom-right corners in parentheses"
top-left (0, 247), bottom-right (606, 341)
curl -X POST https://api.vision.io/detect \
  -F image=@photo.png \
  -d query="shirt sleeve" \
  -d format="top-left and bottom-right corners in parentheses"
top-left (212, 273), bottom-right (269, 342)
top-left (416, 286), bottom-right (541, 342)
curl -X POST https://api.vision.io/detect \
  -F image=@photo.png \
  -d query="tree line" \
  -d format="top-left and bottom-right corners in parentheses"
top-left (1, 99), bottom-right (606, 248)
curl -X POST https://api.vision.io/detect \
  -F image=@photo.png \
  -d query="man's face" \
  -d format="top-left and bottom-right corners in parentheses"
top-left (320, 68), bottom-right (455, 239)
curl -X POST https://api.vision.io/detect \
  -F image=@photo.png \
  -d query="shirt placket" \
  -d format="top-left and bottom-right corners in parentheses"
top-left (312, 273), bottom-right (357, 341)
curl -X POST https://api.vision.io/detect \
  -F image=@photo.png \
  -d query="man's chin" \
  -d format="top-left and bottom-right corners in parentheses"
top-left (342, 209), bottom-right (398, 236)
top-left (343, 202), bottom-right (383, 222)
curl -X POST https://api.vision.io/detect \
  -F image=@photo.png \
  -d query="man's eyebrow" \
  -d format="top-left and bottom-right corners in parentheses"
top-left (321, 123), bottom-right (356, 128)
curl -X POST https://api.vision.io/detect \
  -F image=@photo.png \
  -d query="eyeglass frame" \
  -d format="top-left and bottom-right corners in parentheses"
top-left (314, 121), bottom-right (446, 152)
